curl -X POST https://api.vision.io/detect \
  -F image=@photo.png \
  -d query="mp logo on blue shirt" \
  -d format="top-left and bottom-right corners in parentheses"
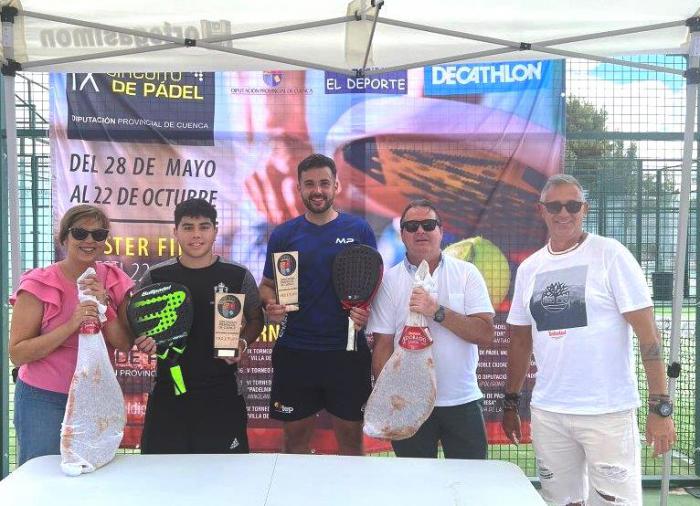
top-left (424, 60), bottom-right (553, 95)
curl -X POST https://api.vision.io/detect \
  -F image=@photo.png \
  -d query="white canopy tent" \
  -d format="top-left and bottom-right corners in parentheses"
top-left (0, 0), bottom-right (698, 502)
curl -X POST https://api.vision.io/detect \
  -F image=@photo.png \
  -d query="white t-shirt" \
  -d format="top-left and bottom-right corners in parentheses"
top-left (507, 234), bottom-right (652, 414)
top-left (367, 255), bottom-right (494, 406)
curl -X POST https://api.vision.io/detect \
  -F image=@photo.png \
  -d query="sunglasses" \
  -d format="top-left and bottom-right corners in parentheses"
top-left (69, 227), bottom-right (109, 242)
top-left (540, 201), bottom-right (584, 214)
top-left (401, 219), bottom-right (440, 233)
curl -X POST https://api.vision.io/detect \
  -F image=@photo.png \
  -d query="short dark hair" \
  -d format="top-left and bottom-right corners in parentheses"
top-left (297, 153), bottom-right (336, 180)
top-left (399, 199), bottom-right (443, 227)
top-left (174, 198), bottom-right (217, 227)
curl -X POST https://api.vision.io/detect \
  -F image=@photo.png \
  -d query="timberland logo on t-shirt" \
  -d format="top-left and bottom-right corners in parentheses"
top-left (335, 237), bottom-right (355, 244)
top-left (540, 282), bottom-right (570, 313)
top-left (548, 329), bottom-right (567, 339)
top-left (273, 401), bottom-right (294, 414)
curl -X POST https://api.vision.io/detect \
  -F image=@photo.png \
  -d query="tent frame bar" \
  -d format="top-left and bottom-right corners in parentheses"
top-left (361, 16), bottom-right (687, 76)
top-left (361, 1), bottom-right (383, 72)
top-left (11, 9), bottom-right (691, 77)
top-left (375, 15), bottom-right (685, 49)
top-left (21, 10), bottom-right (358, 74)
top-left (23, 10), bottom-right (356, 47)
top-left (1, 6), bottom-right (699, 501)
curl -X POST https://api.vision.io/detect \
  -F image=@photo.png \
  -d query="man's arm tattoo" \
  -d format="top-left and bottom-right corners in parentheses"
top-left (641, 341), bottom-right (663, 361)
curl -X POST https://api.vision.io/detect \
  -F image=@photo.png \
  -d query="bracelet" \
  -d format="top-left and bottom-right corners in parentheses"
top-left (240, 339), bottom-right (248, 354)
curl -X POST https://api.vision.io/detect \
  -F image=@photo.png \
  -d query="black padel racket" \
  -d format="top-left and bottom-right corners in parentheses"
top-left (127, 282), bottom-right (193, 395)
top-left (332, 244), bottom-right (383, 351)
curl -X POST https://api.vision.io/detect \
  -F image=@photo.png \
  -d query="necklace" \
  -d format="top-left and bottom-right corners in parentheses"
top-left (547, 232), bottom-right (587, 256)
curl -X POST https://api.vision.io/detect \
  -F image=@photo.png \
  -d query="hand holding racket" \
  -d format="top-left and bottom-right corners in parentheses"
top-left (332, 244), bottom-right (383, 351)
top-left (127, 282), bottom-right (193, 395)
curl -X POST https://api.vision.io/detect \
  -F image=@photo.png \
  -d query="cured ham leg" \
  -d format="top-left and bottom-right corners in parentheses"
top-left (60, 268), bottom-right (126, 476)
top-left (364, 261), bottom-right (437, 441)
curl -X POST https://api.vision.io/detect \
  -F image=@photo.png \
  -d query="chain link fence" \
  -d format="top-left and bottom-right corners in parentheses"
top-left (3, 57), bottom-right (699, 481)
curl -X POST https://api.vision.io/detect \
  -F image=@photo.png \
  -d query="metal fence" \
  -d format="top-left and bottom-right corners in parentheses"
top-left (2, 56), bottom-right (699, 481)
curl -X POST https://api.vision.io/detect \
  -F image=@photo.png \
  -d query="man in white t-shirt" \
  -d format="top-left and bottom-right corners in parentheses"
top-left (503, 174), bottom-right (676, 505)
top-left (368, 199), bottom-right (495, 459)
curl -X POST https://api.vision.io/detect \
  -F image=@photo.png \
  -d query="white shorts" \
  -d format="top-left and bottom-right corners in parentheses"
top-left (531, 407), bottom-right (642, 505)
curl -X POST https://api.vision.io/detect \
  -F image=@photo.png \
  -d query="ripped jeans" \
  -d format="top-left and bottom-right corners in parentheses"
top-left (531, 407), bottom-right (641, 505)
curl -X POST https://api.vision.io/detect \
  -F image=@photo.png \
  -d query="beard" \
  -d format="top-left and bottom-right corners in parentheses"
top-left (302, 194), bottom-right (334, 214)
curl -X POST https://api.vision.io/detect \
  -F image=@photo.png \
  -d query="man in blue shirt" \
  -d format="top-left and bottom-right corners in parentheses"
top-left (260, 153), bottom-right (377, 455)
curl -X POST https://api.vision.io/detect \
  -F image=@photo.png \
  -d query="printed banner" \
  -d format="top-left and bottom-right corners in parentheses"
top-left (66, 72), bottom-right (216, 145)
top-left (51, 63), bottom-right (564, 450)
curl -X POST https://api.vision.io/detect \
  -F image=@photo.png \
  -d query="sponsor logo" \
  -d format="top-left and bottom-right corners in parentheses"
top-left (425, 60), bottom-right (552, 95)
top-left (66, 72), bottom-right (215, 145)
top-left (335, 237), bottom-right (355, 244)
top-left (273, 401), bottom-right (294, 414)
top-left (230, 438), bottom-right (240, 449)
top-left (325, 70), bottom-right (407, 94)
top-left (230, 71), bottom-right (313, 95)
top-left (263, 71), bottom-right (283, 87)
top-left (40, 20), bottom-right (235, 49)
top-left (141, 285), bottom-right (173, 297)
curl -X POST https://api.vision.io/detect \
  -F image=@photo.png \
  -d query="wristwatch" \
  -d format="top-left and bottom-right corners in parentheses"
top-left (649, 399), bottom-right (673, 417)
top-left (433, 305), bottom-right (446, 323)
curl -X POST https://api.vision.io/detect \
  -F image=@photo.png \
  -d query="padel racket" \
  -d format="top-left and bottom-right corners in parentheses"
top-left (127, 282), bottom-right (193, 395)
top-left (332, 244), bottom-right (384, 351)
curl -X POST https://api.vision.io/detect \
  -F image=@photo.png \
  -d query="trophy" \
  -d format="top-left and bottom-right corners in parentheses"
top-left (273, 251), bottom-right (299, 312)
top-left (213, 282), bottom-right (246, 358)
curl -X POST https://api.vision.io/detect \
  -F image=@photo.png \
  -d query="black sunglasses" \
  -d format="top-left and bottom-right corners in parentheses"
top-left (401, 219), bottom-right (441, 233)
top-left (69, 227), bottom-right (109, 242)
top-left (540, 200), bottom-right (584, 214)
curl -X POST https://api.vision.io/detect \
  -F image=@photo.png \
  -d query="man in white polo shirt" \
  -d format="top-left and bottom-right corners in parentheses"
top-left (368, 199), bottom-right (495, 459)
top-left (503, 174), bottom-right (676, 505)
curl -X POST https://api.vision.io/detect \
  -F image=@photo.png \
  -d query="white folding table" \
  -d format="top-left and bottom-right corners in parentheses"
top-left (0, 453), bottom-right (545, 505)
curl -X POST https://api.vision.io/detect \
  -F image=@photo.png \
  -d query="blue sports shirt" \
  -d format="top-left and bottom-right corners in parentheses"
top-left (263, 212), bottom-right (377, 351)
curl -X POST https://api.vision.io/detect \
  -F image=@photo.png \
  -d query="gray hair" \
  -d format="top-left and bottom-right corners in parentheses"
top-left (540, 174), bottom-right (586, 202)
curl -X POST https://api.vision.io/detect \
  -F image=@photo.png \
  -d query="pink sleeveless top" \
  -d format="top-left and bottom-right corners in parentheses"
top-left (10, 262), bottom-right (134, 394)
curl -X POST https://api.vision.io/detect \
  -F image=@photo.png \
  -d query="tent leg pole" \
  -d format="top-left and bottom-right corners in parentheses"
top-left (2, 8), bottom-right (19, 292)
top-left (660, 29), bottom-right (700, 506)
top-left (0, 5), bottom-right (17, 478)
top-left (4, 74), bottom-right (18, 292)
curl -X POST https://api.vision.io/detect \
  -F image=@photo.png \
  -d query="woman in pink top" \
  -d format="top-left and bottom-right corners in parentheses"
top-left (9, 204), bottom-right (134, 465)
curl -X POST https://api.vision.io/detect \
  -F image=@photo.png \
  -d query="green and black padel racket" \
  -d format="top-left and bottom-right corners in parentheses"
top-left (127, 282), bottom-right (193, 396)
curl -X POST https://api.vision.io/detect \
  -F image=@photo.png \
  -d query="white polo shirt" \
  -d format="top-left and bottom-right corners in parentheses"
top-left (367, 255), bottom-right (494, 406)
